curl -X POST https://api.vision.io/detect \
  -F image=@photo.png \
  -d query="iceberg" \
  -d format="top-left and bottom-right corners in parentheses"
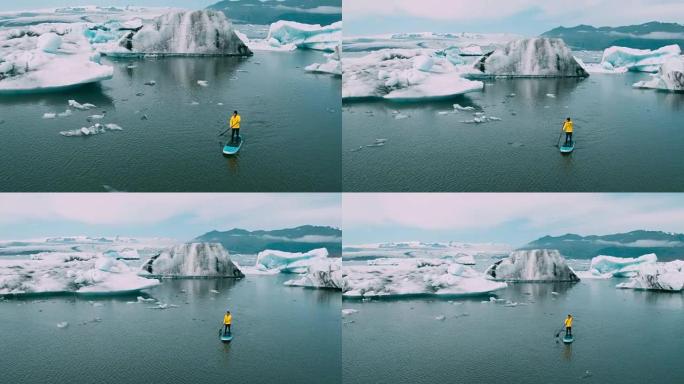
top-left (251, 248), bottom-right (329, 274)
top-left (343, 49), bottom-right (484, 100)
top-left (260, 21), bottom-right (341, 52)
top-left (453, 255), bottom-right (476, 265)
top-left (343, 258), bottom-right (507, 298)
top-left (305, 45), bottom-right (341, 76)
top-left (616, 260), bottom-right (684, 292)
top-left (140, 242), bottom-right (243, 278)
top-left (633, 56), bottom-right (684, 92)
top-left (485, 249), bottom-right (580, 282)
top-left (0, 253), bottom-right (159, 296)
top-left (582, 254), bottom-right (658, 278)
top-left (106, 10), bottom-right (251, 56)
top-left (460, 44), bottom-right (484, 56)
top-left (284, 257), bottom-right (342, 289)
top-left (473, 38), bottom-right (588, 77)
top-left (599, 45), bottom-right (681, 73)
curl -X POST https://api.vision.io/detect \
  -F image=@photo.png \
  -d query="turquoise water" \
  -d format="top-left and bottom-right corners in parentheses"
top-left (0, 51), bottom-right (341, 192)
top-left (342, 278), bottom-right (683, 384)
top-left (0, 275), bottom-right (341, 384)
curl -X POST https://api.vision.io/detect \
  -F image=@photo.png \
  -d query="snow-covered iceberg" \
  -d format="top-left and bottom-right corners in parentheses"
top-left (249, 20), bottom-right (341, 52)
top-left (616, 260), bottom-right (684, 292)
top-left (485, 249), bottom-right (580, 282)
top-left (343, 258), bottom-right (507, 298)
top-left (0, 253), bottom-right (159, 296)
top-left (140, 242), bottom-right (243, 278)
top-left (244, 248), bottom-right (329, 274)
top-left (633, 56), bottom-right (684, 92)
top-left (105, 10), bottom-right (251, 56)
top-left (599, 44), bottom-right (681, 73)
top-left (284, 257), bottom-right (342, 289)
top-left (305, 45), bottom-right (341, 75)
top-left (473, 38), bottom-right (588, 77)
top-left (0, 26), bottom-right (113, 93)
top-left (580, 254), bottom-right (658, 279)
top-left (343, 48), bottom-right (484, 100)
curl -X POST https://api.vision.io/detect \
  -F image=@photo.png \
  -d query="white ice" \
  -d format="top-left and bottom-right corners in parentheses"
top-left (343, 241), bottom-right (511, 261)
top-left (140, 242), bottom-right (243, 278)
top-left (633, 56), bottom-right (684, 92)
top-left (59, 123), bottom-right (122, 137)
top-left (485, 249), bottom-right (580, 282)
top-left (284, 257), bottom-right (342, 289)
top-left (580, 254), bottom-right (658, 278)
top-left (343, 258), bottom-right (507, 298)
top-left (305, 45), bottom-right (341, 75)
top-left (616, 260), bottom-right (684, 292)
top-left (599, 45), bottom-right (681, 73)
top-left (245, 248), bottom-right (329, 274)
top-left (249, 20), bottom-right (341, 52)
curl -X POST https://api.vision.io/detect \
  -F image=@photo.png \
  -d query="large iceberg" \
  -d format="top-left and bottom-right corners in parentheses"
top-left (616, 260), bottom-right (684, 292)
top-left (343, 258), bottom-right (507, 298)
top-left (485, 249), bottom-right (580, 282)
top-left (599, 45), bottom-right (681, 73)
top-left (305, 45), bottom-right (341, 75)
top-left (579, 254), bottom-right (658, 279)
top-left (0, 26), bottom-right (113, 93)
top-left (245, 248), bottom-right (329, 274)
top-left (284, 257), bottom-right (342, 289)
top-left (473, 38), bottom-right (588, 77)
top-left (105, 10), bottom-right (251, 56)
top-left (633, 56), bottom-right (684, 92)
top-left (0, 253), bottom-right (159, 296)
top-left (255, 21), bottom-right (341, 52)
top-left (141, 242), bottom-right (243, 278)
top-left (343, 49), bottom-right (484, 100)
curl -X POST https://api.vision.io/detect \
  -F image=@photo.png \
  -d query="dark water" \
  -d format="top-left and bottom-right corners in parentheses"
top-left (0, 276), bottom-right (341, 384)
top-left (0, 51), bottom-right (341, 192)
top-left (342, 279), bottom-right (683, 384)
top-left (342, 73), bottom-right (684, 191)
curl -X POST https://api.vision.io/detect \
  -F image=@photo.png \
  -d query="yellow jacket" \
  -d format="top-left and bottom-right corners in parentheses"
top-left (563, 120), bottom-right (573, 133)
top-left (230, 115), bottom-right (241, 129)
top-left (224, 313), bottom-right (232, 325)
top-left (564, 317), bottom-right (573, 327)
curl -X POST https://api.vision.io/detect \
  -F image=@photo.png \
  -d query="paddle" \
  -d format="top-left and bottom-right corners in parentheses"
top-left (556, 125), bottom-right (564, 148)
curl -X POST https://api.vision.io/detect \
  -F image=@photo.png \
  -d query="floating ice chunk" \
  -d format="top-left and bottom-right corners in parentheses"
top-left (616, 260), bottom-right (684, 291)
top-left (197, 80), bottom-right (209, 87)
top-left (585, 254), bottom-right (658, 278)
top-left (190, 101), bottom-right (200, 105)
top-left (485, 249), bottom-right (580, 282)
top-left (58, 109), bottom-right (72, 117)
top-left (141, 243), bottom-right (243, 278)
top-left (453, 104), bottom-right (476, 111)
top-left (105, 123), bottom-right (122, 131)
top-left (342, 309), bottom-right (358, 317)
top-left (144, 80), bottom-right (156, 86)
top-left (43, 113), bottom-right (57, 119)
top-left (88, 114), bottom-right (105, 120)
top-left (600, 44), bottom-right (681, 73)
top-left (284, 257), bottom-right (342, 289)
top-left (473, 38), bottom-right (588, 77)
top-left (68, 100), bottom-right (96, 110)
top-left (343, 258), bottom-right (507, 298)
top-left (454, 255), bottom-right (476, 265)
top-left (394, 113), bottom-right (409, 120)
top-left (250, 248), bottom-right (329, 274)
top-left (633, 56), bottom-right (684, 92)
top-left (36, 33), bottom-right (62, 53)
top-left (57, 321), bottom-right (69, 328)
top-left (435, 315), bottom-right (446, 321)
top-left (546, 93), bottom-right (556, 98)
top-left (137, 296), bottom-right (156, 303)
top-left (460, 44), bottom-right (484, 56)
top-left (305, 46), bottom-right (341, 75)
top-left (255, 21), bottom-right (341, 52)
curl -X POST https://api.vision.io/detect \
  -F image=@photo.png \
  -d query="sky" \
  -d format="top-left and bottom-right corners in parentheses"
top-left (345, 0), bottom-right (684, 36)
top-left (0, 1), bottom-right (215, 12)
top-left (343, 194), bottom-right (684, 247)
top-left (0, 193), bottom-right (340, 241)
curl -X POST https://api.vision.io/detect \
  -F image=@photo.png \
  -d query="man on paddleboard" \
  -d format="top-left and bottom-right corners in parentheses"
top-left (562, 117), bottom-right (573, 145)
top-left (229, 111), bottom-right (241, 143)
top-left (223, 310), bottom-right (233, 336)
top-left (564, 314), bottom-right (573, 337)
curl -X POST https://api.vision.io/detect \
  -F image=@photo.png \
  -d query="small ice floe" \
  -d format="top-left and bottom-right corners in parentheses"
top-left (87, 113), bottom-right (106, 121)
top-left (482, 297), bottom-right (506, 304)
top-left (126, 65), bottom-right (137, 69)
top-left (105, 124), bottom-right (122, 131)
top-left (435, 315), bottom-right (446, 321)
top-left (394, 113), bottom-right (409, 120)
top-left (43, 113), bottom-right (57, 119)
top-left (453, 103), bottom-right (476, 112)
top-left (366, 138), bottom-right (387, 148)
top-left (546, 93), bottom-right (556, 98)
top-left (217, 102), bottom-right (224, 106)
top-left (503, 300), bottom-right (518, 307)
top-left (57, 321), bottom-right (69, 328)
top-left (210, 289), bottom-right (220, 294)
top-left (581, 370), bottom-right (593, 379)
top-left (437, 111), bottom-right (452, 116)
top-left (461, 112), bottom-right (502, 124)
top-left (342, 309), bottom-right (359, 317)
top-left (68, 100), bottom-right (96, 110)
top-left (197, 80), bottom-right (209, 87)
top-left (58, 110), bottom-right (73, 118)
top-left (507, 93), bottom-right (516, 97)
top-left (190, 101), bottom-right (200, 105)
top-left (60, 123), bottom-right (123, 137)
top-left (551, 291), bottom-right (559, 295)
top-left (138, 296), bottom-right (156, 303)
top-left (147, 303), bottom-right (178, 310)
top-left (144, 80), bottom-right (156, 86)
top-left (91, 302), bottom-right (104, 307)
top-left (237, 69), bottom-right (248, 73)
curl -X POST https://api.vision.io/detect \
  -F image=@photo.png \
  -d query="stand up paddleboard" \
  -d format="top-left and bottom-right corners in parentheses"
top-left (562, 334), bottom-right (574, 344)
top-left (220, 332), bottom-right (233, 342)
top-left (560, 140), bottom-right (575, 154)
top-left (223, 136), bottom-right (243, 155)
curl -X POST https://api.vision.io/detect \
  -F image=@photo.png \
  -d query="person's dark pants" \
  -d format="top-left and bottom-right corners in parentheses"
top-left (565, 132), bottom-right (573, 144)
top-left (223, 324), bottom-right (231, 335)
top-left (231, 128), bottom-right (240, 142)
top-left (566, 327), bottom-right (572, 337)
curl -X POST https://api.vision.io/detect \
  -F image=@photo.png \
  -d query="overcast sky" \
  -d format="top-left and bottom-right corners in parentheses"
top-left (0, 193), bottom-right (340, 241)
top-left (343, 194), bottom-right (684, 246)
top-left (345, 0), bottom-right (684, 36)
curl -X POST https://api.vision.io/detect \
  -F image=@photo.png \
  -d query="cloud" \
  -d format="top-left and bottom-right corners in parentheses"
top-left (343, 194), bottom-right (684, 236)
top-left (0, 193), bottom-right (340, 230)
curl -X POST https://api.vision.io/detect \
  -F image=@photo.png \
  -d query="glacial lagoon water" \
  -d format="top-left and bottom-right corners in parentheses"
top-left (342, 277), bottom-right (683, 384)
top-left (343, 72), bottom-right (684, 192)
top-left (0, 274), bottom-right (341, 384)
top-left (0, 51), bottom-right (341, 192)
